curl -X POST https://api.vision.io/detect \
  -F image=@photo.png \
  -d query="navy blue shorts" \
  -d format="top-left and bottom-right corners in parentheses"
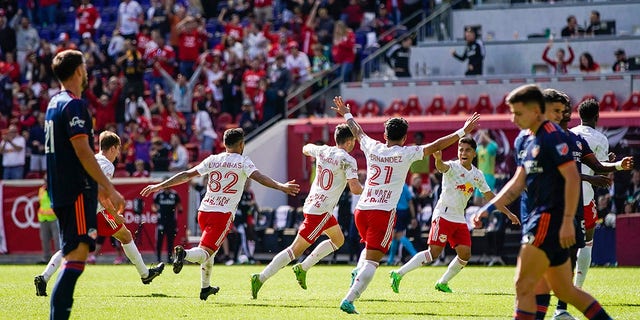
top-left (394, 209), bottom-right (411, 232)
top-left (54, 190), bottom-right (98, 255)
top-left (521, 212), bottom-right (569, 267)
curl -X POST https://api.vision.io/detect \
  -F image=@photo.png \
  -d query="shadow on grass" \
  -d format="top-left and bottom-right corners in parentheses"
top-left (607, 302), bottom-right (640, 307)
top-left (115, 293), bottom-right (177, 298)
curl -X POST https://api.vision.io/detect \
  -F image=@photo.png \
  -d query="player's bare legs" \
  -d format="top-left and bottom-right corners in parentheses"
top-left (112, 226), bottom-right (164, 284)
top-left (293, 225), bottom-right (345, 289)
top-left (390, 244), bottom-right (443, 293)
top-left (433, 244), bottom-right (470, 293)
top-left (514, 245), bottom-right (551, 319)
top-left (174, 244), bottom-right (220, 300)
top-left (341, 248), bottom-right (384, 313)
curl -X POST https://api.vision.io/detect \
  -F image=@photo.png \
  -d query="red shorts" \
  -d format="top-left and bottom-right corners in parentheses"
top-left (97, 211), bottom-right (124, 237)
top-left (428, 216), bottom-right (471, 248)
top-left (354, 209), bottom-right (396, 254)
top-left (583, 200), bottom-right (598, 230)
top-left (298, 212), bottom-right (339, 243)
top-left (198, 211), bottom-right (233, 252)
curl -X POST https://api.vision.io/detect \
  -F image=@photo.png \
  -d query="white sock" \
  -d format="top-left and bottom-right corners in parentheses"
top-left (185, 247), bottom-right (211, 264)
top-left (575, 241), bottom-right (593, 288)
top-left (201, 255), bottom-right (215, 288)
top-left (344, 260), bottom-right (378, 302)
top-left (41, 250), bottom-right (64, 282)
top-left (438, 256), bottom-right (467, 284)
top-left (248, 240), bottom-right (255, 257)
top-left (122, 242), bottom-right (149, 277)
top-left (301, 240), bottom-right (338, 271)
top-left (259, 248), bottom-right (294, 282)
top-left (397, 249), bottom-right (433, 276)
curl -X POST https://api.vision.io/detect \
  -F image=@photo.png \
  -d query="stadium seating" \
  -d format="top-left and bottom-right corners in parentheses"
top-left (599, 91), bottom-right (619, 112)
top-left (384, 98), bottom-right (405, 116)
top-left (621, 91), bottom-right (640, 111)
top-left (472, 93), bottom-right (493, 114)
top-left (344, 99), bottom-right (360, 116)
top-left (359, 99), bottom-right (381, 117)
top-left (425, 95), bottom-right (446, 115)
top-left (495, 94), bottom-right (510, 114)
top-left (449, 94), bottom-right (470, 115)
top-left (403, 95), bottom-right (423, 116)
top-left (574, 94), bottom-right (597, 111)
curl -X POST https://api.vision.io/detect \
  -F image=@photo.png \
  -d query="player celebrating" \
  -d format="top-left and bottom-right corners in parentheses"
top-left (44, 50), bottom-right (126, 320)
top-left (389, 137), bottom-right (519, 294)
top-left (250, 124), bottom-right (363, 299)
top-left (477, 84), bottom-right (612, 320)
top-left (332, 96), bottom-right (480, 314)
top-left (140, 128), bottom-right (299, 301)
top-left (35, 131), bottom-right (165, 297)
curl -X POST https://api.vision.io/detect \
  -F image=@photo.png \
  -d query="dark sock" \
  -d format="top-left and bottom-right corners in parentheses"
top-left (535, 294), bottom-right (551, 320)
top-left (583, 300), bottom-right (612, 320)
top-left (50, 261), bottom-right (85, 320)
top-left (557, 299), bottom-right (568, 312)
top-left (514, 309), bottom-right (536, 320)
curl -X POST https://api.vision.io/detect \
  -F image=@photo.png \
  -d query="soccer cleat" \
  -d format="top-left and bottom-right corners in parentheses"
top-left (292, 263), bottom-right (307, 290)
top-left (435, 282), bottom-right (453, 293)
top-left (340, 300), bottom-right (359, 314)
top-left (199, 286), bottom-right (220, 301)
top-left (350, 268), bottom-right (358, 287)
top-left (389, 271), bottom-right (403, 293)
top-left (552, 310), bottom-right (577, 320)
top-left (141, 262), bottom-right (165, 284)
top-left (250, 274), bottom-right (263, 299)
top-left (173, 245), bottom-right (186, 274)
top-left (34, 275), bottom-right (47, 297)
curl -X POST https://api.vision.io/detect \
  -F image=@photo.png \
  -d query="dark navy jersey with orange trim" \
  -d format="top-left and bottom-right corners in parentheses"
top-left (45, 90), bottom-right (97, 207)
top-left (517, 121), bottom-right (574, 234)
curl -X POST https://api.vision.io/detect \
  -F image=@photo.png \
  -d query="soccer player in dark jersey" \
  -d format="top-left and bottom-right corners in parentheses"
top-left (45, 50), bottom-right (125, 319)
top-left (477, 85), bottom-right (612, 320)
top-left (153, 185), bottom-right (182, 263)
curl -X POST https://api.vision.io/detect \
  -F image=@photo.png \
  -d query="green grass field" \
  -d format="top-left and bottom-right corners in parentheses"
top-left (2, 264), bottom-right (639, 319)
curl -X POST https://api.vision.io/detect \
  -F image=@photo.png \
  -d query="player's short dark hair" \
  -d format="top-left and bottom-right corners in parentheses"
top-left (542, 88), bottom-right (571, 108)
top-left (99, 131), bottom-right (121, 151)
top-left (385, 117), bottom-right (408, 141)
top-left (334, 124), bottom-right (354, 145)
top-left (507, 84), bottom-right (545, 113)
top-left (224, 128), bottom-right (245, 147)
top-left (52, 50), bottom-right (84, 82)
top-left (459, 137), bottom-right (477, 150)
top-left (578, 99), bottom-right (600, 122)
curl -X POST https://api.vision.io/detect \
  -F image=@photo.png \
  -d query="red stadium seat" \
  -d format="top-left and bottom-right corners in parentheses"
top-left (359, 99), bottom-right (380, 117)
top-left (449, 95), bottom-right (470, 115)
top-left (216, 112), bottom-right (234, 130)
top-left (425, 95), bottom-right (446, 115)
top-left (621, 91), bottom-right (640, 111)
top-left (574, 94), bottom-right (597, 111)
top-left (344, 99), bottom-right (360, 116)
top-left (495, 94), bottom-right (510, 114)
top-left (403, 95), bottom-right (423, 116)
top-left (599, 91), bottom-right (619, 112)
top-left (384, 99), bottom-right (405, 116)
top-left (473, 94), bottom-right (494, 114)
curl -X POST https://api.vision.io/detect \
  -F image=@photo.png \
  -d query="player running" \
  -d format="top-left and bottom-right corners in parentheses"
top-left (389, 137), bottom-right (519, 294)
top-left (332, 96), bottom-right (479, 314)
top-left (140, 128), bottom-right (299, 301)
top-left (35, 131), bottom-right (165, 297)
top-left (251, 124), bottom-right (363, 299)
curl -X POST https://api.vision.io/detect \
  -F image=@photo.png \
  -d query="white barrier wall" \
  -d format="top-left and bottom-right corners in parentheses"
top-left (451, 1), bottom-right (640, 41)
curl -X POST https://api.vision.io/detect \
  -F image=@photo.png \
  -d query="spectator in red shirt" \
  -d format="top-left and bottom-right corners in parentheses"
top-left (176, 15), bottom-right (207, 78)
top-left (342, 0), bottom-right (364, 30)
top-left (131, 159), bottom-right (150, 177)
top-left (85, 77), bottom-right (122, 131)
top-left (218, 8), bottom-right (244, 42)
top-left (1, 51), bottom-right (21, 82)
top-left (242, 59), bottom-right (266, 102)
top-left (579, 52), bottom-right (601, 73)
top-left (145, 29), bottom-right (176, 95)
top-left (17, 104), bottom-right (36, 131)
top-left (253, 0), bottom-right (273, 25)
top-left (542, 39), bottom-right (574, 74)
top-left (332, 21), bottom-right (356, 82)
top-left (76, 0), bottom-right (101, 36)
top-left (156, 95), bottom-right (186, 142)
top-left (55, 33), bottom-right (78, 55)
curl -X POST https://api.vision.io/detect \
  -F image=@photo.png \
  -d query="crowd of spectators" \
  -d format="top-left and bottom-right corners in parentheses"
top-left (0, 0), bottom-right (414, 179)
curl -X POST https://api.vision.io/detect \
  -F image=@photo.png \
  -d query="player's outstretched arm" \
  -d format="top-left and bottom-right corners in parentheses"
top-left (481, 191), bottom-right (521, 225)
top-left (423, 113), bottom-right (480, 157)
top-left (250, 171), bottom-right (300, 196)
top-left (558, 161), bottom-right (580, 249)
top-left (347, 178), bottom-right (363, 195)
top-left (433, 150), bottom-right (450, 173)
top-left (140, 169), bottom-right (200, 197)
top-left (581, 173), bottom-right (612, 188)
top-left (71, 137), bottom-right (125, 214)
top-left (583, 154), bottom-right (634, 174)
top-left (331, 96), bottom-right (365, 141)
top-left (476, 167), bottom-right (526, 221)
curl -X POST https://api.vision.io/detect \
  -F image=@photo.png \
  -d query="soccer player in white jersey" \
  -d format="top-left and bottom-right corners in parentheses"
top-left (332, 96), bottom-right (480, 314)
top-left (250, 124), bottom-right (363, 299)
top-left (390, 137), bottom-right (519, 294)
top-left (35, 131), bottom-right (165, 296)
top-left (140, 128), bottom-right (300, 301)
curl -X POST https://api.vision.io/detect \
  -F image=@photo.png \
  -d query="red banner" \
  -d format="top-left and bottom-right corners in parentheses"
top-left (0, 179), bottom-right (189, 254)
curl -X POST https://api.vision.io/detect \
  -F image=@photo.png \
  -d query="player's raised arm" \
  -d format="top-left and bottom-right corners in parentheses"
top-left (433, 150), bottom-right (450, 173)
top-left (250, 171), bottom-right (300, 196)
top-left (331, 96), bottom-right (366, 141)
top-left (140, 169), bottom-right (200, 197)
top-left (422, 113), bottom-right (480, 157)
